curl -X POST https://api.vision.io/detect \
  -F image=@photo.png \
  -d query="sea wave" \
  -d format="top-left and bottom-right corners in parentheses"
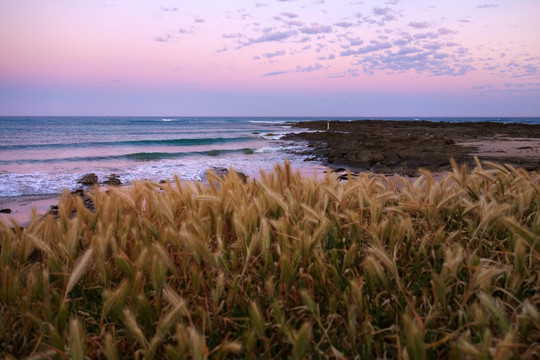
top-left (249, 120), bottom-right (288, 124)
top-left (0, 148), bottom-right (257, 165)
top-left (0, 136), bottom-right (254, 151)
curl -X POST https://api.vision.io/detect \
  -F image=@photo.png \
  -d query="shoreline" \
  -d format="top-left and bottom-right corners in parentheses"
top-left (3, 119), bottom-right (539, 226)
top-left (282, 120), bottom-right (540, 175)
top-left (0, 164), bottom-right (331, 226)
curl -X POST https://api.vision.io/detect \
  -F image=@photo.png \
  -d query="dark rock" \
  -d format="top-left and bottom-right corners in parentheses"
top-left (78, 173), bottom-right (98, 185)
top-left (47, 205), bottom-right (59, 217)
top-left (235, 171), bottom-right (248, 184)
top-left (209, 167), bottom-right (248, 183)
top-left (70, 188), bottom-right (95, 212)
top-left (212, 167), bottom-right (229, 178)
top-left (103, 174), bottom-right (122, 186)
top-left (0, 208), bottom-right (11, 214)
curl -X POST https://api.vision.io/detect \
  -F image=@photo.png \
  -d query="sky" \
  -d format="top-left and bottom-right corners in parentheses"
top-left (0, 0), bottom-right (539, 117)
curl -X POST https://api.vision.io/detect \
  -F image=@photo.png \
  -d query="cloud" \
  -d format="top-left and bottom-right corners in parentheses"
top-left (160, 7), bottom-right (178, 12)
top-left (296, 63), bottom-right (323, 72)
top-left (317, 54), bottom-right (336, 61)
top-left (334, 21), bottom-right (354, 28)
top-left (155, 34), bottom-right (173, 42)
top-left (300, 23), bottom-right (333, 34)
top-left (263, 71), bottom-right (289, 76)
top-left (245, 31), bottom-right (295, 45)
top-left (372, 7), bottom-right (398, 22)
top-left (262, 49), bottom-right (287, 58)
top-left (408, 21), bottom-right (430, 29)
top-left (287, 20), bottom-right (304, 27)
top-left (414, 32), bottom-right (439, 40)
top-left (223, 33), bottom-right (244, 39)
top-left (477, 3), bottom-right (499, 8)
top-left (348, 37), bottom-right (364, 46)
top-left (438, 27), bottom-right (457, 35)
top-left (473, 84), bottom-right (493, 90)
top-left (340, 40), bottom-right (392, 56)
top-left (281, 12), bottom-right (299, 18)
top-left (296, 36), bottom-right (311, 43)
top-left (313, 0), bottom-right (325, 4)
top-left (194, 18), bottom-right (206, 23)
top-left (423, 42), bottom-right (442, 51)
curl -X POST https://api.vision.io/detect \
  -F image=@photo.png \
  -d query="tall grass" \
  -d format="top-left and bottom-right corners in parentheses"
top-left (1, 161), bottom-right (539, 358)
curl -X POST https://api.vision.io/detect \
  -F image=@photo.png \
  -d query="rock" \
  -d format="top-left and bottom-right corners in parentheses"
top-left (70, 188), bottom-right (95, 212)
top-left (235, 171), bottom-right (248, 184)
top-left (47, 205), bottom-right (59, 217)
top-left (0, 208), bottom-right (11, 214)
top-left (212, 167), bottom-right (229, 178)
top-left (209, 167), bottom-right (248, 183)
top-left (103, 174), bottom-right (122, 186)
top-left (78, 173), bottom-right (98, 185)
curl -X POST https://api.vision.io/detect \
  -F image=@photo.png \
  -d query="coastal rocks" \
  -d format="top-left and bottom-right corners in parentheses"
top-left (209, 167), bottom-right (248, 183)
top-left (78, 173), bottom-right (98, 185)
top-left (103, 174), bottom-right (122, 186)
top-left (279, 120), bottom-right (535, 176)
top-left (78, 173), bottom-right (122, 186)
top-left (71, 188), bottom-right (95, 212)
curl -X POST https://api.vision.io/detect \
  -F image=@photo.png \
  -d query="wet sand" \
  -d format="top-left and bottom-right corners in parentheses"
top-left (283, 120), bottom-right (540, 176)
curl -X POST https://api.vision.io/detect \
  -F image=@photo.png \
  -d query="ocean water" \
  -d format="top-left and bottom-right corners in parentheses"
top-left (0, 116), bottom-right (538, 200)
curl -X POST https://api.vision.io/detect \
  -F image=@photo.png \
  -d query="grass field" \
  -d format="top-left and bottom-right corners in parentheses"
top-left (1, 161), bottom-right (539, 359)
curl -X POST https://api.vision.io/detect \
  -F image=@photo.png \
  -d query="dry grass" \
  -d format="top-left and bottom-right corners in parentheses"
top-left (1, 161), bottom-right (539, 359)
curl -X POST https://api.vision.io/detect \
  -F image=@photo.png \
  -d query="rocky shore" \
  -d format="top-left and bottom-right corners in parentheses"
top-left (283, 120), bottom-right (540, 176)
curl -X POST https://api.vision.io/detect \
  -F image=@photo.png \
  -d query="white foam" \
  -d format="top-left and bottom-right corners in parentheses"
top-left (249, 120), bottom-right (288, 124)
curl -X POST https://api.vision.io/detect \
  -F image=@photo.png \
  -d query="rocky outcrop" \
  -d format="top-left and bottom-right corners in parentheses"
top-left (283, 120), bottom-right (540, 176)
top-left (103, 174), bottom-right (122, 186)
top-left (77, 173), bottom-right (98, 185)
top-left (209, 167), bottom-right (248, 183)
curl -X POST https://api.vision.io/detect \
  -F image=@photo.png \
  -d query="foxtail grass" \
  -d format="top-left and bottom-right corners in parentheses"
top-left (0, 161), bottom-right (539, 358)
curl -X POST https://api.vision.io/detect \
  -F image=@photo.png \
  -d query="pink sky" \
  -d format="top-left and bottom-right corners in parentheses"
top-left (0, 0), bottom-right (539, 116)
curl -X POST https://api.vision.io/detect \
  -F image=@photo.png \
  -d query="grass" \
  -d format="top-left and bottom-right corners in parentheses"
top-left (1, 160), bottom-right (539, 359)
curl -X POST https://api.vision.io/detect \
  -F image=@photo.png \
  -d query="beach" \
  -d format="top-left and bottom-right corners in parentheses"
top-left (2, 118), bottom-right (540, 225)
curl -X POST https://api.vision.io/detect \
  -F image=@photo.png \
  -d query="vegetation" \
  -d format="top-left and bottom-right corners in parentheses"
top-left (1, 161), bottom-right (539, 359)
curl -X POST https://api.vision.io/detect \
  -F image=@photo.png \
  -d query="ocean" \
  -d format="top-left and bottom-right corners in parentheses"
top-left (1, 116), bottom-right (539, 200)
